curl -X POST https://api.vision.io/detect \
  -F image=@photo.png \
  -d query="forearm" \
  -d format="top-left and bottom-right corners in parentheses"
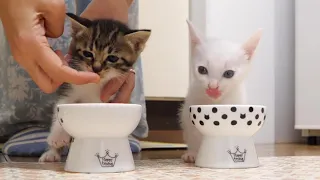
top-left (80, 0), bottom-right (133, 23)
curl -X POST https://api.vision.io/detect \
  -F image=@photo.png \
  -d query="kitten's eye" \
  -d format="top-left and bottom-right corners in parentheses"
top-left (83, 51), bottom-right (93, 58)
top-left (198, 66), bottom-right (208, 75)
top-left (106, 55), bottom-right (119, 63)
top-left (223, 70), bottom-right (235, 78)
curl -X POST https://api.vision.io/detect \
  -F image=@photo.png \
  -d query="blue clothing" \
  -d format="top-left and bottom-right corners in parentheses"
top-left (0, 0), bottom-right (148, 156)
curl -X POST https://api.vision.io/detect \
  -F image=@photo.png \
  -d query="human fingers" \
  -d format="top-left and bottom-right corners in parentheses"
top-left (27, 63), bottom-right (60, 93)
top-left (54, 50), bottom-right (68, 66)
top-left (37, 45), bottom-right (100, 85)
top-left (38, 0), bottom-right (66, 38)
top-left (112, 70), bottom-right (135, 103)
top-left (100, 75), bottom-right (127, 102)
top-left (126, 0), bottom-right (134, 6)
top-left (53, 50), bottom-right (68, 87)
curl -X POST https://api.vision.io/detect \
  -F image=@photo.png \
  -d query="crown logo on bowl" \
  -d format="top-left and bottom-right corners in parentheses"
top-left (227, 146), bottom-right (247, 163)
top-left (95, 150), bottom-right (119, 167)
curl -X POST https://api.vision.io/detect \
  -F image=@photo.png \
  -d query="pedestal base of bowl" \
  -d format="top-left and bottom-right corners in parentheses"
top-left (64, 137), bottom-right (135, 173)
top-left (195, 136), bottom-right (259, 169)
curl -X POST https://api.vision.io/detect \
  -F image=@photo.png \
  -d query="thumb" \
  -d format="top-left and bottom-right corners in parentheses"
top-left (39, 0), bottom-right (66, 38)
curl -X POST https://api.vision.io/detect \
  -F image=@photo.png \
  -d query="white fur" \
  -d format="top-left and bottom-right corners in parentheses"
top-left (39, 71), bottom-right (119, 162)
top-left (179, 21), bottom-right (262, 163)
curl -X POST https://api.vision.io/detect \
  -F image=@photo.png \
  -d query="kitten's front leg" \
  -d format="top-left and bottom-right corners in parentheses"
top-left (39, 97), bottom-right (73, 162)
top-left (39, 118), bottom-right (71, 162)
top-left (179, 104), bottom-right (202, 163)
top-left (181, 126), bottom-right (202, 163)
top-left (47, 111), bottom-right (71, 148)
top-left (47, 96), bottom-right (74, 148)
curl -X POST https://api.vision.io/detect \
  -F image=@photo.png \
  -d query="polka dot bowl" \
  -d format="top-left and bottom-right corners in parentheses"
top-left (189, 105), bottom-right (267, 169)
top-left (189, 105), bottom-right (266, 136)
top-left (57, 103), bottom-right (142, 173)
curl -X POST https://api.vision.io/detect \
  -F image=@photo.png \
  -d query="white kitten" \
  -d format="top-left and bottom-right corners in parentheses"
top-left (179, 20), bottom-right (262, 163)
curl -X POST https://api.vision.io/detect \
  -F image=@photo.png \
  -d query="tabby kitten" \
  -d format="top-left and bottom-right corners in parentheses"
top-left (39, 13), bottom-right (151, 162)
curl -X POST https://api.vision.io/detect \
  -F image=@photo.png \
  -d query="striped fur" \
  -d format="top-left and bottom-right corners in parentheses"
top-left (38, 13), bottom-right (151, 162)
top-left (56, 13), bottom-right (151, 97)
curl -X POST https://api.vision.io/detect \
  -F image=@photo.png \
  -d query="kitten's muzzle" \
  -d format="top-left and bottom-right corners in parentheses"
top-left (208, 81), bottom-right (219, 89)
top-left (93, 65), bottom-right (102, 73)
top-left (206, 84), bottom-right (221, 99)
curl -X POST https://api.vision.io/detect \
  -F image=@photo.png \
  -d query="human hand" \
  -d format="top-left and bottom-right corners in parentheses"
top-left (0, 0), bottom-right (100, 93)
top-left (100, 70), bottom-right (136, 103)
top-left (60, 49), bottom-right (135, 103)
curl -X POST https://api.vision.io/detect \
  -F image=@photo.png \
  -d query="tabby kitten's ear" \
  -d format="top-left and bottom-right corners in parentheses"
top-left (124, 30), bottom-right (151, 52)
top-left (66, 13), bottom-right (92, 32)
top-left (242, 28), bottom-right (263, 60)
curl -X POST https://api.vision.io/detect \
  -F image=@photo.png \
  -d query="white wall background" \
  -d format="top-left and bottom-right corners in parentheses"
top-left (139, 0), bottom-right (190, 99)
top-left (274, 0), bottom-right (300, 143)
top-left (295, 0), bottom-right (320, 131)
top-left (190, 0), bottom-right (299, 143)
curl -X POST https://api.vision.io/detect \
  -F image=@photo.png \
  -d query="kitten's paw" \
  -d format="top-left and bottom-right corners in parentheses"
top-left (181, 152), bottom-right (197, 163)
top-left (47, 131), bottom-right (71, 148)
top-left (38, 149), bottom-right (61, 162)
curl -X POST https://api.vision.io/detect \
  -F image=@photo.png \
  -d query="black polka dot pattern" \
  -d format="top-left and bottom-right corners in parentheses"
top-left (60, 118), bottom-right (63, 123)
top-left (199, 121), bottom-right (204, 126)
top-left (231, 120), bottom-right (237, 125)
top-left (222, 114), bottom-right (228, 119)
top-left (212, 107), bottom-right (218, 113)
top-left (190, 106), bottom-right (266, 128)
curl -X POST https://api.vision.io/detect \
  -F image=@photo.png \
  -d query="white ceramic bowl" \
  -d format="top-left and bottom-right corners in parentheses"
top-left (57, 103), bottom-right (142, 173)
top-left (189, 105), bottom-right (267, 169)
top-left (189, 105), bottom-right (266, 136)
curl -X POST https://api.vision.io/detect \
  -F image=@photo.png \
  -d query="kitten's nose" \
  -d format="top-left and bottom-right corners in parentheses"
top-left (208, 80), bottom-right (219, 89)
top-left (93, 66), bottom-right (102, 73)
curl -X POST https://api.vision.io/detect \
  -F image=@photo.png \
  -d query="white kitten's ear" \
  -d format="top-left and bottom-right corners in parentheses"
top-left (242, 29), bottom-right (263, 60)
top-left (66, 13), bottom-right (91, 32)
top-left (186, 20), bottom-right (203, 46)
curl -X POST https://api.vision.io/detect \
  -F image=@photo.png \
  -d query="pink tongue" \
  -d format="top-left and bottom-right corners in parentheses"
top-left (206, 88), bottom-right (221, 98)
